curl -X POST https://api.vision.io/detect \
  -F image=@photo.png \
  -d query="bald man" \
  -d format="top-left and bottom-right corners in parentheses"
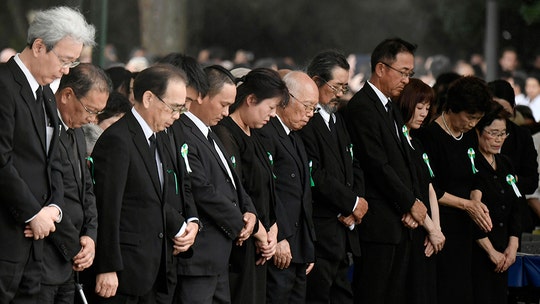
top-left (257, 71), bottom-right (318, 304)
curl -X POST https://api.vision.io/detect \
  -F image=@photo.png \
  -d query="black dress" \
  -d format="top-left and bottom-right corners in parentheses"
top-left (212, 116), bottom-right (277, 304)
top-left (415, 122), bottom-right (479, 304)
top-left (471, 153), bottom-right (521, 304)
top-left (406, 137), bottom-right (437, 304)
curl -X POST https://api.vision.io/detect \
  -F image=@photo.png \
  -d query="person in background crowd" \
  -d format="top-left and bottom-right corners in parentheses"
top-left (0, 6), bottom-right (95, 303)
top-left (416, 76), bottom-right (493, 304)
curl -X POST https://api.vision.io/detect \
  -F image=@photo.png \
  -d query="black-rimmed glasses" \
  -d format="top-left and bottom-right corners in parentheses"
top-left (379, 61), bottom-right (415, 78)
top-left (153, 92), bottom-right (188, 115)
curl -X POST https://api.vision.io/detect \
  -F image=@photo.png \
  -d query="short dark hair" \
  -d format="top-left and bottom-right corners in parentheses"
top-left (231, 68), bottom-right (290, 113)
top-left (445, 76), bottom-right (492, 115)
top-left (397, 78), bottom-right (434, 124)
top-left (475, 101), bottom-right (510, 132)
top-left (307, 50), bottom-right (349, 85)
top-left (488, 79), bottom-right (515, 107)
top-left (158, 53), bottom-right (209, 97)
top-left (370, 38), bottom-right (417, 73)
top-left (105, 66), bottom-right (132, 97)
top-left (203, 65), bottom-right (236, 97)
top-left (97, 91), bottom-right (132, 124)
top-left (58, 63), bottom-right (112, 99)
top-left (132, 64), bottom-right (187, 103)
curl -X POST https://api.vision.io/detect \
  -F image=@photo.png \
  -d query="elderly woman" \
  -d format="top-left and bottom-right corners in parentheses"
top-left (212, 67), bottom-right (289, 304)
top-left (416, 76), bottom-right (493, 304)
top-left (397, 78), bottom-right (445, 304)
top-left (470, 103), bottom-right (520, 304)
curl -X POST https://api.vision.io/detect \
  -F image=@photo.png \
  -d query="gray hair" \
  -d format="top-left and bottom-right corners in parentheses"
top-left (27, 6), bottom-right (96, 50)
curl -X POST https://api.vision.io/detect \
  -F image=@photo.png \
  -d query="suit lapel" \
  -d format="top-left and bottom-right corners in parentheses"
top-left (271, 118), bottom-right (305, 180)
top-left (59, 127), bottom-right (83, 195)
top-left (312, 114), bottom-right (343, 165)
top-left (126, 112), bottom-right (162, 198)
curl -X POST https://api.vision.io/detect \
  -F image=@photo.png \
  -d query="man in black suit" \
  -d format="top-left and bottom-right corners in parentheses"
top-left (344, 38), bottom-right (427, 304)
top-left (176, 65), bottom-right (258, 304)
top-left (0, 7), bottom-right (95, 303)
top-left (36, 63), bottom-right (110, 303)
top-left (156, 53), bottom-right (206, 304)
top-left (257, 71), bottom-right (318, 304)
top-left (91, 65), bottom-right (193, 303)
top-left (299, 51), bottom-right (368, 304)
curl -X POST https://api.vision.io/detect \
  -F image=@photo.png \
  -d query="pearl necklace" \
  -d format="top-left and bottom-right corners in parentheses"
top-left (441, 112), bottom-right (463, 141)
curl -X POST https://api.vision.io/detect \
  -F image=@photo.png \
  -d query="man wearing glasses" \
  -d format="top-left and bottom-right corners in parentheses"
top-left (257, 71), bottom-right (318, 304)
top-left (0, 7), bottom-right (95, 303)
top-left (35, 63), bottom-right (110, 303)
top-left (299, 50), bottom-right (367, 304)
top-left (344, 38), bottom-right (426, 304)
top-left (90, 65), bottom-right (193, 303)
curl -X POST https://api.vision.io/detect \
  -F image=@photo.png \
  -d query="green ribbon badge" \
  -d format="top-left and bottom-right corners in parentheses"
top-left (506, 174), bottom-right (522, 198)
top-left (348, 144), bottom-right (354, 161)
top-left (402, 125), bottom-right (414, 150)
top-left (231, 156), bottom-right (236, 168)
top-left (180, 143), bottom-right (192, 173)
top-left (85, 156), bottom-right (95, 184)
top-left (467, 148), bottom-right (479, 174)
top-left (309, 160), bottom-right (315, 187)
top-left (422, 153), bottom-right (435, 178)
top-left (267, 152), bottom-right (277, 179)
top-left (167, 169), bottom-right (179, 195)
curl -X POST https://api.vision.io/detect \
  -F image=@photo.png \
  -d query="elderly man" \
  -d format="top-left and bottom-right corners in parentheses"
top-left (36, 63), bottom-right (110, 303)
top-left (91, 65), bottom-right (192, 303)
top-left (0, 7), bottom-right (95, 303)
top-left (345, 38), bottom-right (427, 304)
top-left (257, 71), bottom-right (318, 304)
top-left (299, 51), bottom-right (367, 304)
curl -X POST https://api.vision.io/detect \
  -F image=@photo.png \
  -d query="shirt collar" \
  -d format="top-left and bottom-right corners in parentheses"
top-left (275, 114), bottom-right (291, 135)
top-left (131, 107), bottom-right (154, 143)
top-left (367, 80), bottom-right (391, 108)
top-left (317, 105), bottom-right (333, 125)
top-left (184, 111), bottom-right (210, 138)
top-left (14, 54), bottom-right (40, 99)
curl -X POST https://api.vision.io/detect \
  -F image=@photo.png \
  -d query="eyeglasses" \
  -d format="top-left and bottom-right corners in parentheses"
top-left (379, 62), bottom-right (415, 79)
top-left (484, 129), bottom-right (509, 139)
top-left (77, 98), bottom-right (105, 115)
top-left (51, 49), bottom-right (80, 69)
top-left (289, 93), bottom-right (319, 114)
top-left (152, 92), bottom-right (188, 115)
top-left (321, 78), bottom-right (349, 95)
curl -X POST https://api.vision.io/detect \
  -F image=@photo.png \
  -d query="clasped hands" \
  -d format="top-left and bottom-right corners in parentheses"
top-left (401, 199), bottom-right (427, 229)
top-left (338, 197), bottom-right (368, 228)
top-left (23, 206), bottom-right (60, 240)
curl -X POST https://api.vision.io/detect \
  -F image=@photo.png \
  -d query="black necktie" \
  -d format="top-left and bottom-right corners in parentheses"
top-left (387, 99), bottom-right (401, 140)
top-left (289, 131), bottom-right (298, 151)
top-left (149, 134), bottom-right (157, 158)
top-left (328, 114), bottom-right (335, 134)
top-left (35, 86), bottom-right (46, 127)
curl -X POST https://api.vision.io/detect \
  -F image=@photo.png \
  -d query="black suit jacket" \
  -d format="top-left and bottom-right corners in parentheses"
top-left (257, 117), bottom-right (316, 263)
top-left (345, 83), bottom-right (420, 244)
top-left (299, 112), bottom-right (362, 259)
top-left (0, 58), bottom-right (64, 263)
top-left (42, 126), bottom-right (98, 284)
top-left (91, 111), bottom-right (185, 296)
top-left (177, 114), bottom-right (257, 276)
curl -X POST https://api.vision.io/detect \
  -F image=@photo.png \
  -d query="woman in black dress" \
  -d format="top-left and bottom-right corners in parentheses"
top-left (212, 68), bottom-right (289, 304)
top-left (397, 78), bottom-right (445, 304)
top-left (415, 76), bottom-right (493, 304)
top-left (471, 103), bottom-right (520, 304)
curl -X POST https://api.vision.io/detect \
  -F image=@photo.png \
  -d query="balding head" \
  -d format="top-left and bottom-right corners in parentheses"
top-left (278, 71), bottom-right (318, 130)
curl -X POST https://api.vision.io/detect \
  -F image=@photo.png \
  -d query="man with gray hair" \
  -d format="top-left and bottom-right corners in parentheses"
top-left (0, 6), bottom-right (95, 303)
